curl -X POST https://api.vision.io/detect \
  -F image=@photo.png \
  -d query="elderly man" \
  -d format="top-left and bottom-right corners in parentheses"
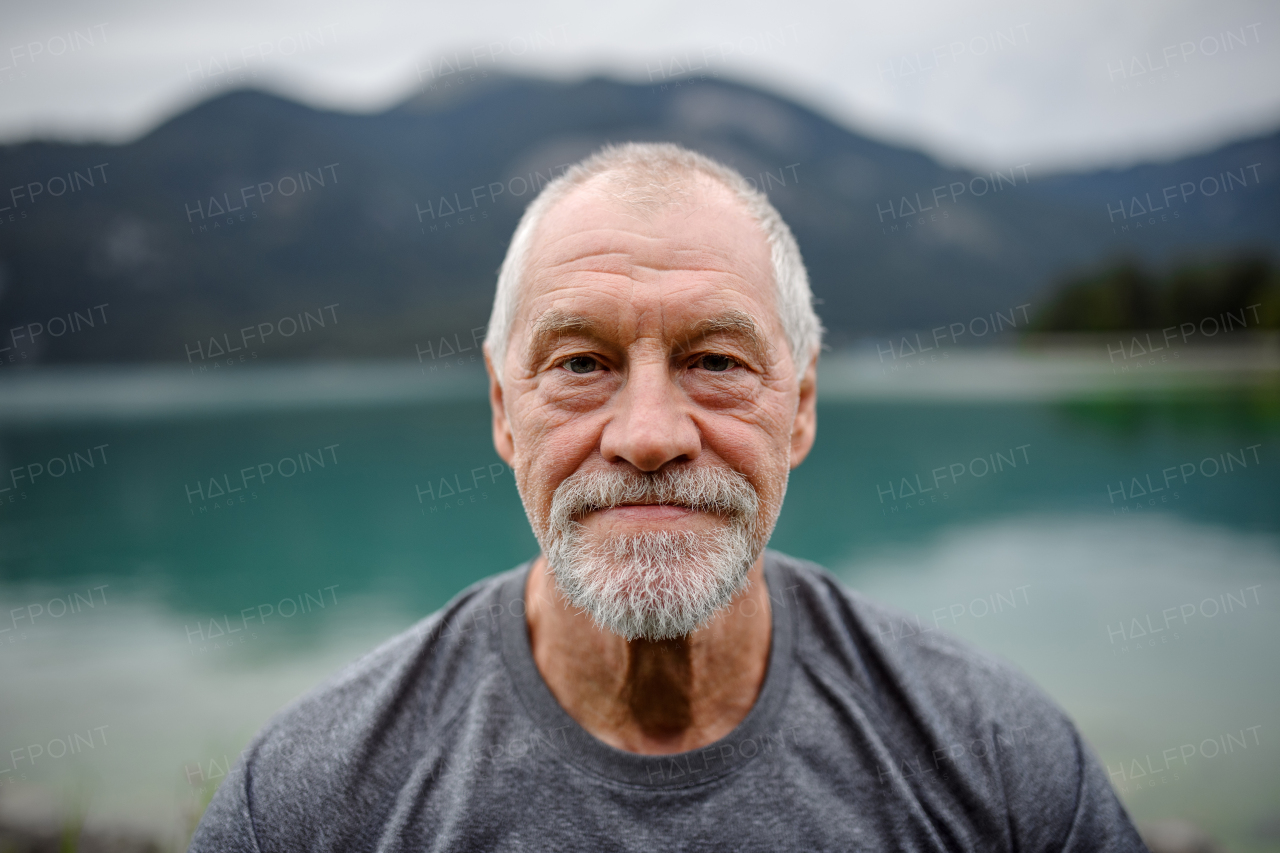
top-left (191, 143), bottom-right (1145, 851)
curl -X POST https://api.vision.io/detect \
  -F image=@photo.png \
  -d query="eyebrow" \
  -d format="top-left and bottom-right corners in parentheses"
top-left (524, 310), bottom-right (601, 367)
top-left (678, 311), bottom-right (774, 366)
top-left (522, 308), bottom-right (774, 367)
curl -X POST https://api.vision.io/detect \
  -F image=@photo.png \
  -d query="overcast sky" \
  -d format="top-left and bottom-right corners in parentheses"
top-left (1, 0), bottom-right (1277, 172)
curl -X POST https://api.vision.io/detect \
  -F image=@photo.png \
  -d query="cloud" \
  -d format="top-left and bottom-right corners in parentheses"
top-left (0, 0), bottom-right (1277, 170)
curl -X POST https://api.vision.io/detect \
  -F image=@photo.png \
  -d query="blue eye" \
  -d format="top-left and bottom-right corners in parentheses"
top-left (698, 354), bottom-right (737, 372)
top-left (564, 356), bottom-right (600, 374)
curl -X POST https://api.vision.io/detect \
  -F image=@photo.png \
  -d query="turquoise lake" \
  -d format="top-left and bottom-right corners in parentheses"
top-left (0, 365), bottom-right (1277, 850)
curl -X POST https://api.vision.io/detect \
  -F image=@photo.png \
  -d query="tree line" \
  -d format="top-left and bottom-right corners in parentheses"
top-left (1031, 255), bottom-right (1279, 332)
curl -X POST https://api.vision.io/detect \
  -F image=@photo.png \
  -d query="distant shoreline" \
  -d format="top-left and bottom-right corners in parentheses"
top-left (0, 336), bottom-right (1276, 425)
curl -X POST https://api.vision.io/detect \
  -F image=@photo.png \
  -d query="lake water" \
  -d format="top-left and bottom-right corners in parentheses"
top-left (0, 354), bottom-right (1277, 851)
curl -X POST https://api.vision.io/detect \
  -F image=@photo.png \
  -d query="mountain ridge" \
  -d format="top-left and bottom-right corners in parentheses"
top-left (0, 73), bottom-right (1275, 364)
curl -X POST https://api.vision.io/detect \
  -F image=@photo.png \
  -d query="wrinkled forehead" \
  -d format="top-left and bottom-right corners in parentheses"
top-left (514, 173), bottom-right (779, 342)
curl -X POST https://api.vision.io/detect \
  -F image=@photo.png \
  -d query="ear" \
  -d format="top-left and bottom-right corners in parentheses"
top-left (789, 352), bottom-right (818, 468)
top-left (485, 346), bottom-right (516, 467)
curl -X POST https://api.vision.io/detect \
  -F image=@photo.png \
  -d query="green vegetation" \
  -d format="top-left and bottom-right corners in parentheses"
top-left (1032, 255), bottom-right (1280, 332)
top-left (1055, 387), bottom-right (1280, 440)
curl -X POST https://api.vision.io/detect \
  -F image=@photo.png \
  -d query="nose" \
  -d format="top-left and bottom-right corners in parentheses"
top-left (599, 358), bottom-right (701, 472)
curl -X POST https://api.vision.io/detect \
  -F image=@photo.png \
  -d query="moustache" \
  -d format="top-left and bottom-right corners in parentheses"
top-left (548, 466), bottom-right (759, 532)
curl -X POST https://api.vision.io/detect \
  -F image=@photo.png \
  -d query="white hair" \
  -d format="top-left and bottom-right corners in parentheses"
top-left (484, 142), bottom-right (823, 376)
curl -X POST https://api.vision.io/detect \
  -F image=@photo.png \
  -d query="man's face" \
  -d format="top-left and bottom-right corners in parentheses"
top-left (488, 176), bottom-right (817, 639)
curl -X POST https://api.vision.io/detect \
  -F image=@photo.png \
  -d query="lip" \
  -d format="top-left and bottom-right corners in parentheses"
top-left (587, 504), bottom-right (694, 522)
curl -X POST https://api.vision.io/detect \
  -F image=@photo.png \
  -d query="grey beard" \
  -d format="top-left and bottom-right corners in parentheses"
top-left (537, 466), bottom-right (769, 641)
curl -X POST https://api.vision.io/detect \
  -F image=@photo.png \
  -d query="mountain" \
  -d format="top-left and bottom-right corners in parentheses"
top-left (0, 73), bottom-right (1276, 364)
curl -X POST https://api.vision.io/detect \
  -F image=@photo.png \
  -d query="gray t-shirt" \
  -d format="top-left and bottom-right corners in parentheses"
top-left (190, 551), bottom-right (1147, 852)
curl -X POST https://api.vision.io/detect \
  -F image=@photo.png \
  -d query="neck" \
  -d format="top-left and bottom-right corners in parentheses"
top-left (524, 555), bottom-right (772, 754)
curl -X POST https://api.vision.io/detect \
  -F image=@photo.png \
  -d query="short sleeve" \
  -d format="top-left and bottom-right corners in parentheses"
top-left (188, 756), bottom-right (261, 853)
top-left (1057, 727), bottom-right (1149, 852)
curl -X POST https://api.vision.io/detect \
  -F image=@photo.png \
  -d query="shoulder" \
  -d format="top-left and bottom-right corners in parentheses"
top-left (191, 566), bottom-right (526, 851)
top-left (769, 551), bottom-right (1138, 850)
top-left (769, 549), bottom-right (1055, 726)
top-left (259, 566), bottom-right (520, 749)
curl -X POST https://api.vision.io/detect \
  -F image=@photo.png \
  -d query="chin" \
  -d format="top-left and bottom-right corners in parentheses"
top-left (548, 528), bottom-right (757, 641)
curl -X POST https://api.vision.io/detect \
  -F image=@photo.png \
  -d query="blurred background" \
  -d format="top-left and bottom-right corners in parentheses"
top-left (0, 1), bottom-right (1277, 850)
